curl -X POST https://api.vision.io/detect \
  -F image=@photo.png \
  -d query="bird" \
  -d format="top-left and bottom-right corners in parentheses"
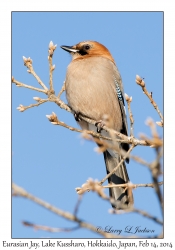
top-left (61, 41), bottom-right (133, 209)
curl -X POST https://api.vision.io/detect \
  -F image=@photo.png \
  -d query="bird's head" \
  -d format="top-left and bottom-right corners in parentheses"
top-left (60, 41), bottom-right (115, 64)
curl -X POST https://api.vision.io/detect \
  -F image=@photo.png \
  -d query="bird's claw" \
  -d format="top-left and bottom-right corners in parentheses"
top-left (74, 112), bottom-right (81, 122)
top-left (95, 120), bottom-right (105, 133)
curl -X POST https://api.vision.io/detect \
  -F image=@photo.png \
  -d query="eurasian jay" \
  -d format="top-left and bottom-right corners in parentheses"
top-left (61, 41), bottom-right (133, 209)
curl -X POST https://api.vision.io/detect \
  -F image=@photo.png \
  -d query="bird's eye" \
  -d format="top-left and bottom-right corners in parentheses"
top-left (84, 44), bottom-right (90, 50)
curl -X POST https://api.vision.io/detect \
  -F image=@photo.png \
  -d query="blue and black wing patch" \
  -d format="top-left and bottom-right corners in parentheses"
top-left (114, 77), bottom-right (126, 115)
top-left (114, 77), bottom-right (129, 163)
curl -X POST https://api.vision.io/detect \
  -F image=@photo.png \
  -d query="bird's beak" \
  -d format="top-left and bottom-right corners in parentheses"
top-left (60, 45), bottom-right (79, 53)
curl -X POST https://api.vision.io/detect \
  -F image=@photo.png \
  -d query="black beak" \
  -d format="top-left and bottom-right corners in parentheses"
top-left (60, 45), bottom-right (79, 53)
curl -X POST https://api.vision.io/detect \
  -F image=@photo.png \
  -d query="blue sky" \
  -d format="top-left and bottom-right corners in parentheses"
top-left (12, 12), bottom-right (163, 238)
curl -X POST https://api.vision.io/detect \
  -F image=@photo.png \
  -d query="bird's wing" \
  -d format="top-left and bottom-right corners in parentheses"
top-left (112, 71), bottom-right (130, 161)
top-left (114, 76), bottom-right (128, 137)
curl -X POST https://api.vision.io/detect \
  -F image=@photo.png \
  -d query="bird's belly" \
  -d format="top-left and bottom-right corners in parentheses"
top-left (65, 59), bottom-right (122, 130)
top-left (66, 79), bottom-right (114, 120)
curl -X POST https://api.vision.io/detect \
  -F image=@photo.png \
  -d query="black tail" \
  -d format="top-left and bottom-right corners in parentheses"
top-left (103, 150), bottom-right (134, 209)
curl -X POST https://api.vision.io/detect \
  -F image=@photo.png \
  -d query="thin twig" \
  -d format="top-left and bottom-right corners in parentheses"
top-left (58, 81), bottom-right (65, 98)
top-left (45, 109), bottom-right (161, 147)
top-left (73, 195), bottom-right (83, 216)
top-left (130, 155), bottom-right (151, 168)
top-left (22, 221), bottom-right (80, 233)
top-left (46, 112), bottom-right (130, 143)
top-left (136, 75), bottom-right (163, 125)
top-left (146, 117), bottom-right (159, 138)
top-left (110, 207), bottom-right (163, 225)
top-left (133, 208), bottom-right (163, 225)
top-left (76, 179), bottom-right (163, 196)
top-left (48, 41), bottom-right (57, 91)
top-left (22, 56), bottom-right (48, 91)
top-left (12, 78), bottom-right (47, 94)
top-left (103, 181), bottom-right (163, 189)
top-left (100, 145), bottom-right (135, 185)
top-left (139, 133), bottom-right (163, 147)
top-left (17, 99), bottom-right (49, 112)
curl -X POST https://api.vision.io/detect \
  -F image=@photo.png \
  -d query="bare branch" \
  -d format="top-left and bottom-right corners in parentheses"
top-left (12, 78), bottom-right (47, 94)
top-left (46, 112), bottom-right (118, 142)
top-left (22, 221), bottom-right (80, 233)
top-left (100, 145), bottom-right (135, 185)
top-left (48, 41), bottom-right (57, 91)
top-left (110, 207), bottom-right (163, 225)
top-left (22, 56), bottom-right (48, 91)
top-left (17, 98), bottom-right (49, 112)
top-left (12, 183), bottom-right (119, 238)
top-left (136, 75), bottom-right (163, 125)
top-left (139, 133), bottom-right (163, 148)
top-left (130, 155), bottom-right (151, 168)
top-left (76, 179), bottom-right (163, 196)
top-left (75, 179), bottom-right (163, 225)
top-left (103, 181), bottom-right (163, 189)
top-left (73, 195), bottom-right (83, 216)
top-left (146, 117), bottom-right (161, 139)
top-left (58, 81), bottom-right (66, 98)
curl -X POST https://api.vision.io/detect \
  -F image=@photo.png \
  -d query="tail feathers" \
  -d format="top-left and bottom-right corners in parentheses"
top-left (103, 150), bottom-right (134, 209)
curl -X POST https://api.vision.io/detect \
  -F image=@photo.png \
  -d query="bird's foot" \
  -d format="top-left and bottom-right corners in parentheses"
top-left (95, 120), bottom-right (105, 133)
top-left (74, 112), bottom-right (81, 122)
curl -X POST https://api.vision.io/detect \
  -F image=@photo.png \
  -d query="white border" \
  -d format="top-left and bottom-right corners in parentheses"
top-left (1, 1), bottom-right (174, 248)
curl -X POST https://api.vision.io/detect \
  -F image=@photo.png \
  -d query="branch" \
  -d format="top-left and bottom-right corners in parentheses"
top-left (100, 145), bottom-right (135, 185)
top-left (22, 57), bottom-right (48, 91)
top-left (12, 183), bottom-right (119, 238)
top-left (102, 181), bottom-right (163, 189)
top-left (46, 112), bottom-right (123, 142)
top-left (17, 98), bottom-right (49, 112)
top-left (76, 178), bottom-right (163, 199)
top-left (139, 133), bottom-right (163, 148)
top-left (110, 207), bottom-right (163, 225)
top-left (12, 78), bottom-right (47, 94)
top-left (131, 150), bottom-right (163, 171)
top-left (75, 179), bottom-right (163, 225)
top-left (48, 41), bottom-right (57, 91)
top-left (58, 81), bottom-right (65, 98)
top-left (136, 75), bottom-right (163, 126)
top-left (130, 155), bottom-right (151, 168)
top-left (73, 195), bottom-right (83, 216)
top-left (22, 221), bottom-right (80, 233)
top-left (46, 111), bottom-right (152, 147)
